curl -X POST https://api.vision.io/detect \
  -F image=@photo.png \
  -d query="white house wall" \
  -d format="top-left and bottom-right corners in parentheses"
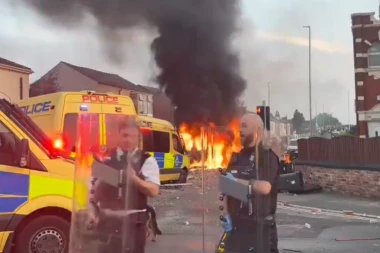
top-left (0, 68), bottom-right (30, 103)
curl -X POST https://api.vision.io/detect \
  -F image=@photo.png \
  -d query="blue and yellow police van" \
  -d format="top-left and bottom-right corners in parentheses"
top-left (0, 99), bottom-right (74, 253)
top-left (137, 115), bottom-right (190, 183)
top-left (17, 91), bottom-right (190, 183)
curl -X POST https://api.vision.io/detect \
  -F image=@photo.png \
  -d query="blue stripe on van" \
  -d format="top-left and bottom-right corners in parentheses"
top-left (0, 171), bottom-right (29, 196)
top-left (154, 153), bottom-right (165, 169)
top-left (0, 197), bottom-right (28, 213)
top-left (174, 155), bottom-right (183, 168)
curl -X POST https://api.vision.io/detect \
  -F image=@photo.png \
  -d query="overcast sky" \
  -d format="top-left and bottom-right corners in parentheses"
top-left (1, 0), bottom-right (379, 125)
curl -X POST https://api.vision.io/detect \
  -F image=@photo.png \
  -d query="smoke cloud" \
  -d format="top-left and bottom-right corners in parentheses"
top-left (14, 0), bottom-right (246, 126)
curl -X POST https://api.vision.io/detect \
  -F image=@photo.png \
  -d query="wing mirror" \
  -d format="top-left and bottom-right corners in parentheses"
top-left (17, 139), bottom-right (30, 168)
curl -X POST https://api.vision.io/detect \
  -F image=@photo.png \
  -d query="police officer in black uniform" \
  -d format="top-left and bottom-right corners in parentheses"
top-left (219, 113), bottom-right (280, 253)
top-left (88, 117), bottom-right (160, 253)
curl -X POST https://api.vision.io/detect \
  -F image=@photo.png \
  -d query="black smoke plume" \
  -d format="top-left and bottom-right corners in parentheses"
top-left (14, 0), bottom-right (246, 126)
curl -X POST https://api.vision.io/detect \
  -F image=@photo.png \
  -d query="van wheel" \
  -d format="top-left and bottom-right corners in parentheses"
top-left (14, 215), bottom-right (70, 253)
top-left (177, 169), bottom-right (188, 184)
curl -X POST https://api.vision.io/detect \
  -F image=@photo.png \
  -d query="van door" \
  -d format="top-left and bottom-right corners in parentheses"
top-left (171, 133), bottom-right (185, 168)
top-left (138, 129), bottom-right (172, 169)
top-left (62, 95), bottom-right (103, 153)
top-left (101, 96), bottom-right (135, 152)
top-left (0, 118), bottom-right (30, 243)
top-left (102, 114), bottom-right (134, 152)
top-left (153, 131), bottom-right (172, 169)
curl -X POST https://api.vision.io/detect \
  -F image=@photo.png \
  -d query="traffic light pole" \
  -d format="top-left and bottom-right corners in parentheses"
top-left (304, 25), bottom-right (312, 136)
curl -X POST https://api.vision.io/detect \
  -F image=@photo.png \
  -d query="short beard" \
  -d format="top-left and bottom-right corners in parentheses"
top-left (243, 134), bottom-right (254, 148)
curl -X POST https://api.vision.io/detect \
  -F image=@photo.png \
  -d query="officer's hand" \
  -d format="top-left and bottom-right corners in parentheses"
top-left (128, 167), bottom-right (137, 179)
top-left (128, 168), bottom-right (141, 185)
top-left (220, 214), bottom-right (233, 232)
top-left (87, 211), bottom-right (99, 227)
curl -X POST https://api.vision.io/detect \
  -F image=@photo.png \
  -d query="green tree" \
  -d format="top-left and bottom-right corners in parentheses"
top-left (292, 109), bottom-right (305, 133)
top-left (348, 125), bottom-right (357, 136)
top-left (313, 113), bottom-right (341, 127)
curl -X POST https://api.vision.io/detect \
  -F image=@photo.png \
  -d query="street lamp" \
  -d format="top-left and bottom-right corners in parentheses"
top-left (303, 25), bottom-right (312, 136)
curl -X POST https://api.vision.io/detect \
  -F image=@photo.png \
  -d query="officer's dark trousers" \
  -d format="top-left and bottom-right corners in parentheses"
top-left (98, 223), bottom-right (146, 253)
top-left (222, 219), bottom-right (278, 253)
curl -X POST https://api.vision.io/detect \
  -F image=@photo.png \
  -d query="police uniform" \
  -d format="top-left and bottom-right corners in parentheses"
top-left (223, 144), bottom-right (280, 253)
top-left (89, 148), bottom-right (158, 253)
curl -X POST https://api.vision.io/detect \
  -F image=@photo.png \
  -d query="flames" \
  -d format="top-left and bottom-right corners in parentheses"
top-left (179, 119), bottom-right (242, 169)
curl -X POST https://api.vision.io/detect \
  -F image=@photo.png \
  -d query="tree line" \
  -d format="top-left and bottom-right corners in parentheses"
top-left (291, 109), bottom-right (356, 136)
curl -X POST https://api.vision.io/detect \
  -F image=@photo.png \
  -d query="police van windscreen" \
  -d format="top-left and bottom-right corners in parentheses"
top-left (104, 114), bottom-right (171, 153)
top-left (289, 140), bottom-right (298, 146)
top-left (62, 113), bottom-right (100, 152)
top-left (0, 100), bottom-right (65, 158)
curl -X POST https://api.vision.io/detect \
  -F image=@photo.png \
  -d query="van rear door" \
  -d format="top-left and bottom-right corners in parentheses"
top-left (101, 95), bottom-right (137, 152)
top-left (61, 94), bottom-right (102, 152)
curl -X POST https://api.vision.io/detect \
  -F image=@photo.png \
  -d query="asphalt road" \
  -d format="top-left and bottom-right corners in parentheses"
top-left (144, 171), bottom-right (380, 253)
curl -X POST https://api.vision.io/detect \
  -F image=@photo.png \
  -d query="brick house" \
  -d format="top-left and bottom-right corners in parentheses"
top-left (0, 56), bottom-right (33, 102)
top-left (30, 61), bottom-right (154, 116)
top-left (351, 12), bottom-right (380, 137)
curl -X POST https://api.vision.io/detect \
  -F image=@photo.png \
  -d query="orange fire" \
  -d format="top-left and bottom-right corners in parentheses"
top-left (179, 118), bottom-right (242, 169)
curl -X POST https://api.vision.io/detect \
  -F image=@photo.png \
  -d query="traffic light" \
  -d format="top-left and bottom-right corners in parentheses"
top-left (256, 106), bottom-right (270, 131)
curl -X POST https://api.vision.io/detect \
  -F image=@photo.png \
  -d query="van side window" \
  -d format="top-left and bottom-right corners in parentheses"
top-left (0, 121), bottom-right (17, 166)
top-left (141, 129), bottom-right (154, 152)
top-left (172, 134), bottom-right (184, 154)
top-left (62, 114), bottom-right (77, 151)
top-left (153, 131), bottom-right (170, 153)
top-left (141, 130), bottom-right (169, 153)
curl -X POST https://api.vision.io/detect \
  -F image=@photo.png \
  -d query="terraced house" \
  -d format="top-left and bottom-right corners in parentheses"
top-left (0, 56), bottom-right (33, 102)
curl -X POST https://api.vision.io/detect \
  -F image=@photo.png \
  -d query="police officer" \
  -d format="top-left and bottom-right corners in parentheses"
top-left (88, 117), bottom-right (160, 253)
top-left (220, 113), bottom-right (280, 253)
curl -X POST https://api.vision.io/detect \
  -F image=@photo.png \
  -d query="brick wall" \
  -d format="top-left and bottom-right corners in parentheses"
top-left (294, 165), bottom-right (380, 198)
top-left (351, 12), bottom-right (380, 137)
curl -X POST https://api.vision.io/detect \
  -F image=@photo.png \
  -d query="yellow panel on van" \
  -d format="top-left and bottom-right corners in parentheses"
top-left (17, 91), bottom-right (136, 151)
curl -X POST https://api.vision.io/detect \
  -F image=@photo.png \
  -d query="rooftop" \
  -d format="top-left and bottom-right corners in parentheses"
top-left (0, 56), bottom-right (32, 72)
top-left (62, 61), bottom-right (148, 92)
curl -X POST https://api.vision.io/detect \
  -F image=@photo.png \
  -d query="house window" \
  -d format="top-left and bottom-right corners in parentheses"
top-left (138, 100), bottom-right (144, 114)
top-left (19, 77), bottom-right (23, 100)
top-left (368, 42), bottom-right (380, 68)
top-left (146, 101), bottom-right (153, 116)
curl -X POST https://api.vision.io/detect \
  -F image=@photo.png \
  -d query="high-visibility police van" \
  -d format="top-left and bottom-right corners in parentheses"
top-left (17, 91), bottom-right (136, 156)
top-left (17, 91), bottom-right (189, 182)
top-left (0, 99), bottom-right (74, 253)
top-left (137, 115), bottom-right (190, 183)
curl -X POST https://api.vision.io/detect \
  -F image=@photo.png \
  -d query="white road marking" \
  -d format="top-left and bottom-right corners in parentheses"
top-left (278, 205), bottom-right (380, 222)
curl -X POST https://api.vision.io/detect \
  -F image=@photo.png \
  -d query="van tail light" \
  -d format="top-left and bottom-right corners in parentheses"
top-left (54, 139), bottom-right (64, 149)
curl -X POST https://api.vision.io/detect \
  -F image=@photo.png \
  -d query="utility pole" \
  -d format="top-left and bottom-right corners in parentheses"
top-left (303, 25), bottom-right (312, 136)
top-left (348, 91), bottom-right (350, 131)
top-left (322, 104), bottom-right (325, 130)
top-left (268, 82), bottom-right (271, 109)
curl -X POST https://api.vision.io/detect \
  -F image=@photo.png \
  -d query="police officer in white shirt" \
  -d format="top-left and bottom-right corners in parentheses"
top-left (88, 117), bottom-right (160, 253)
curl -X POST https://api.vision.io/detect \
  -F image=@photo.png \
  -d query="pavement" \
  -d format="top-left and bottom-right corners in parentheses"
top-left (278, 191), bottom-right (380, 218)
top-left (144, 171), bottom-right (380, 253)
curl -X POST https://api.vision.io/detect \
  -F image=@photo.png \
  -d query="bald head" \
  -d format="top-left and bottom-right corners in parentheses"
top-left (240, 113), bottom-right (264, 147)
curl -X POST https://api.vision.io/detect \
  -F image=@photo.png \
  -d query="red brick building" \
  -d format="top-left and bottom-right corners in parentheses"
top-left (351, 12), bottom-right (380, 138)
